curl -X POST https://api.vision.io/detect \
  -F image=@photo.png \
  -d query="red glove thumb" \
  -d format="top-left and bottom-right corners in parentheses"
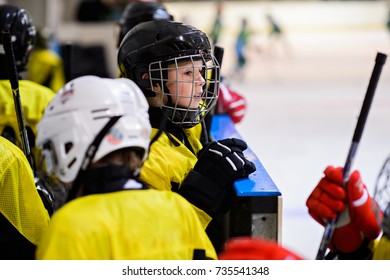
top-left (332, 170), bottom-right (382, 253)
top-left (347, 170), bottom-right (382, 240)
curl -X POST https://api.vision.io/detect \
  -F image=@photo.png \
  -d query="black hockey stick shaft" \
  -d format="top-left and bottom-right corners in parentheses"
top-left (213, 45), bottom-right (225, 70)
top-left (62, 42), bottom-right (73, 82)
top-left (212, 45), bottom-right (224, 93)
top-left (316, 52), bottom-right (387, 260)
top-left (203, 45), bottom-right (224, 144)
top-left (2, 31), bottom-right (36, 171)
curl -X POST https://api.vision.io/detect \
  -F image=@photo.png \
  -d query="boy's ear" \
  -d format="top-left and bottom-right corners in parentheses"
top-left (152, 83), bottom-right (162, 92)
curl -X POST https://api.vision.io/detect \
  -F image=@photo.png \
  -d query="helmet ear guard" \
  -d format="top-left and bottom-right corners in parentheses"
top-left (133, 65), bottom-right (156, 96)
top-left (125, 62), bottom-right (168, 98)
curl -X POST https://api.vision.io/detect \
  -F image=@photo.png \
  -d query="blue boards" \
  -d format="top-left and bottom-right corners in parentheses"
top-left (210, 114), bottom-right (282, 242)
top-left (210, 114), bottom-right (281, 197)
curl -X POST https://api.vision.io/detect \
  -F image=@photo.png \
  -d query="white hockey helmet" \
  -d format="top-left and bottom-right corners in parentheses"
top-left (36, 75), bottom-right (151, 183)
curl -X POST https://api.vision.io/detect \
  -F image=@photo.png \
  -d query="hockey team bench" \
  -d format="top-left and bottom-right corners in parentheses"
top-left (210, 114), bottom-right (282, 243)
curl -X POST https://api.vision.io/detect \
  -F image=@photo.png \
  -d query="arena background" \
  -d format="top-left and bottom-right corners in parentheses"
top-left (4, 0), bottom-right (390, 259)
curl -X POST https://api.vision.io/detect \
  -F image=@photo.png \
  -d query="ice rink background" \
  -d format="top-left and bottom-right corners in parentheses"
top-left (166, 1), bottom-right (390, 259)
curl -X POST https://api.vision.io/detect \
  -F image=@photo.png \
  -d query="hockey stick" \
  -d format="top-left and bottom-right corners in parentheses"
top-left (2, 30), bottom-right (55, 214)
top-left (2, 31), bottom-right (35, 171)
top-left (62, 42), bottom-right (73, 82)
top-left (202, 45), bottom-right (224, 144)
top-left (316, 52), bottom-right (387, 260)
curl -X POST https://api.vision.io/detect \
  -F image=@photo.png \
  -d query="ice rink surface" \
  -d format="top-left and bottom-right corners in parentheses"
top-left (228, 29), bottom-right (390, 259)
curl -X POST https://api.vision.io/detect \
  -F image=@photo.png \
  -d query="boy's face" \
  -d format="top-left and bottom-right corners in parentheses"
top-left (165, 60), bottom-right (205, 109)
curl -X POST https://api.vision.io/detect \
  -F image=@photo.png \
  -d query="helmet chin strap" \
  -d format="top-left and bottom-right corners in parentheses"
top-left (167, 106), bottom-right (199, 128)
top-left (66, 115), bottom-right (121, 202)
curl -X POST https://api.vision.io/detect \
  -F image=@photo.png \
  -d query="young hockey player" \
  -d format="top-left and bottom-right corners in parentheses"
top-left (116, 2), bottom-right (247, 125)
top-left (35, 75), bottom-right (217, 260)
top-left (231, 18), bottom-right (250, 80)
top-left (1, 3), bottom-right (56, 211)
top-left (209, 0), bottom-right (223, 46)
top-left (27, 27), bottom-right (66, 92)
top-left (115, 1), bottom-right (173, 48)
top-left (0, 4), bottom-right (55, 164)
top-left (118, 20), bottom-right (256, 228)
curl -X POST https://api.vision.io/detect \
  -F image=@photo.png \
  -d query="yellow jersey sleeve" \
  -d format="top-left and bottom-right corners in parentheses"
top-left (0, 137), bottom-right (50, 246)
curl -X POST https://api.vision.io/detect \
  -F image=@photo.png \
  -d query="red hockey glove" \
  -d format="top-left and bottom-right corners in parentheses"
top-left (306, 166), bottom-right (383, 253)
top-left (216, 83), bottom-right (246, 124)
top-left (218, 237), bottom-right (303, 260)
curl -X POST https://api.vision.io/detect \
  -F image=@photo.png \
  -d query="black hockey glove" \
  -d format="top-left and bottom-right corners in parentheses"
top-left (216, 138), bottom-right (256, 176)
top-left (176, 138), bottom-right (256, 217)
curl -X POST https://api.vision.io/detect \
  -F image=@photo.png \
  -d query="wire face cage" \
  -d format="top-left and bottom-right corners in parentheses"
top-left (148, 53), bottom-right (220, 128)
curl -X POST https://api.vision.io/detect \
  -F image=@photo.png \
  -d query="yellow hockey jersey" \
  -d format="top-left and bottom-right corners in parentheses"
top-left (0, 137), bottom-right (50, 247)
top-left (27, 49), bottom-right (66, 92)
top-left (36, 187), bottom-right (217, 260)
top-left (139, 124), bottom-right (212, 228)
top-left (0, 79), bottom-right (55, 159)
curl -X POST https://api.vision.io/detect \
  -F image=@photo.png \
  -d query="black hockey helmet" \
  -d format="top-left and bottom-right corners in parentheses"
top-left (0, 4), bottom-right (36, 72)
top-left (118, 20), bottom-right (213, 87)
top-left (117, 20), bottom-right (219, 128)
top-left (116, 1), bottom-right (174, 47)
